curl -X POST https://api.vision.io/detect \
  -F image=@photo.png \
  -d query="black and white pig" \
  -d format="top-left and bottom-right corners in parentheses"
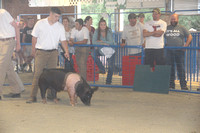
top-left (38, 68), bottom-right (98, 106)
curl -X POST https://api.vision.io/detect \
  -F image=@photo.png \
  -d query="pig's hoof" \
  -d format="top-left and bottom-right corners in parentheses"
top-left (70, 102), bottom-right (75, 106)
top-left (42, 99), bottom-right (47, 104)
top-left (54, 99), bottom-right (58, 104)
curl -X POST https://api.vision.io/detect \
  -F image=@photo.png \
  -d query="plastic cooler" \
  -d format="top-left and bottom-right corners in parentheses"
top-left (72, 55), bottom-right (79, 73)
top-left (86, 55), bottom-right (99, 81)
top-left (122, 56), bottom-right (141, 85)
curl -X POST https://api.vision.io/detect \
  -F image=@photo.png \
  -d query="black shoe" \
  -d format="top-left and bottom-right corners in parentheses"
top-left (26, 97), bottom-right (37, 103)
top-left (197, 88), bottom-right (200, 91)
top-left (181, 87), bottom-right (189, 90)
top-left (3, 93), bottom-right (21, 98)
top-left (0, 96), bottom-right (1, 100)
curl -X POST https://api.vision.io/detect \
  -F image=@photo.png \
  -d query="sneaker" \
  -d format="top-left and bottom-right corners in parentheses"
top-left (14, 65), bottom-right (19, 72)
top-left (26, 68), bottom-right (32, 73)
top-left (26, 97), bottom-right (37, 103)
top-left (3, 93), bottom-right (21, 98)
top-left (181, 86), bottom-right (189, 90)
top-left (20, 64), bottom-right (25, 72)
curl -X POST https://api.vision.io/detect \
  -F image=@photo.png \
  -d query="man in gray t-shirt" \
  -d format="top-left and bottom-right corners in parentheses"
top-left (121, 13), bottom-right (144, 56)
top-left (165, 13), bottom-right (192, 90)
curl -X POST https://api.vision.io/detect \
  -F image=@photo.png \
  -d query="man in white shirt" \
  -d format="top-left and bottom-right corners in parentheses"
top-left (26, 7), bottom-right (69, 103)
top-left (143, 8), bottom-right (167, 71)
top-left (121, 13), bottom-right (144, 56)
top-left (0, 9), bottom-right (25, 99)
top-left (69, 19), bottom-right (90, 79)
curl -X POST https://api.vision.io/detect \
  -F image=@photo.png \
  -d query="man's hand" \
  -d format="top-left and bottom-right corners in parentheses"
top-left (31, 48), bottom-right (36, 57)
top-left (120, 43), bottom-right (126, 47)
top-left (142, 42), bottom-right (145, 48)
top-left (15, 43), bottom-right (21, 52)
top-left (64, 52), bottom-right (70, 61)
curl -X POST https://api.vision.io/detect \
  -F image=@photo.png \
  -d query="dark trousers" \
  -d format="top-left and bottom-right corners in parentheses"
top-left (144, 49), bottom-right (165, 67)
top-left (166, 50), bottom-right (187, 88)
top-left (62, 53), bottom-right (74, 71)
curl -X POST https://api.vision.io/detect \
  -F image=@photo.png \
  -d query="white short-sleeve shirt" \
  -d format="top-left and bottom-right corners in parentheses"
top-left (32, 18), bottom-right (66, 50)
top-left (70, 26), bottom-right (90, 44)
top-left (0, 9), bottom-right (15, 38)
top-left (144, 19), bottom-right (167, 49)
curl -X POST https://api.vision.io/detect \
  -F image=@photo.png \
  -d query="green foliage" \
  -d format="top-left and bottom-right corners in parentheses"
top-left (81, 2), bottom-right (114, 29)
top-left (81, 3), bottom-right (200, 31)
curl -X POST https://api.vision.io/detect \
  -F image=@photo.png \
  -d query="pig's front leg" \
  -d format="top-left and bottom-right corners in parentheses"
top-left (75, 94), bottom-right (78, 104)
top-left (67, 89), bottom-right (76, 106)
top-left (42, 98), bottom-right (47, 104)
top-left (54, 98), bottom-right (59, 104)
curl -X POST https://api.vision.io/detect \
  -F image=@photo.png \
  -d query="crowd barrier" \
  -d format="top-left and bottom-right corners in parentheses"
top-left (10, 32), bottom-right (200, 94)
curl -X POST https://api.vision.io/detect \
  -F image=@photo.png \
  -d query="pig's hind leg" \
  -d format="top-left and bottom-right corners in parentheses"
top-left (39, 83), bottom-right (48, 104)
top-left (50, 88), bottom-right (59, 104)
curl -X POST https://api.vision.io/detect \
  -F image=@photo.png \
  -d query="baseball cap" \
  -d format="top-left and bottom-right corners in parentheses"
top-left (152, 8), bottom-right (161, 14)
top-left (128, 13), bottom-right (137, 19)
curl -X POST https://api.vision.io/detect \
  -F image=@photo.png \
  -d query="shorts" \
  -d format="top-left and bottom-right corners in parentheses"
top-left (23, 45), bottom-right (32, 57)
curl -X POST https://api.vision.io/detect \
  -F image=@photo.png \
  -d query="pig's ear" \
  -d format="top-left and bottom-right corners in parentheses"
top-left (91, 86), bottom-right (98, 92)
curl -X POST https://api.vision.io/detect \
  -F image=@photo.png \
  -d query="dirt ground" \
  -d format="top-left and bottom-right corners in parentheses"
top-left (0, 73), bottom-right (200, 133)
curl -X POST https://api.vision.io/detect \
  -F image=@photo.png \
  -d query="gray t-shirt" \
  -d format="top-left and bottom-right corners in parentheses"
top-left (121, 22), bottom-right (144, 54)
top-left (165, 24), bottom-right (190, 47)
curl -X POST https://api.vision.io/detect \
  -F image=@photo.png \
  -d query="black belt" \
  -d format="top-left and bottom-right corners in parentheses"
top-left (36, 49), bottom-right (57, 52)
top-left (0, 37), bottom-right (15, 41)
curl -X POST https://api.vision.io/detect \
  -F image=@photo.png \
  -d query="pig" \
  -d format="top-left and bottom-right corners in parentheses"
top-left (38, 68), bottom-right (98, 106)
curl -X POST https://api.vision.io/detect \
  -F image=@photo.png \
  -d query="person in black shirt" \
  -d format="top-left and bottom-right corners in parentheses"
top-left (15, 19), bottom-right (25, 72)
top-left (22, 17), bottom-right (35, 72)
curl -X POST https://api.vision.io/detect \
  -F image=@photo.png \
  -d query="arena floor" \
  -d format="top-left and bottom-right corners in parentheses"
top-left (0, 73), bottom-right (200, 133)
